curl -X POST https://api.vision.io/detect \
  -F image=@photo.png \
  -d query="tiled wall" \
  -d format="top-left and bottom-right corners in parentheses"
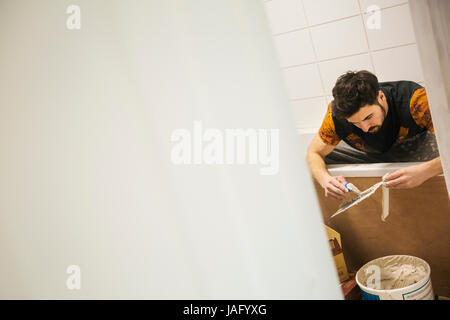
top-left (264, 0), bottom-right (424, 134)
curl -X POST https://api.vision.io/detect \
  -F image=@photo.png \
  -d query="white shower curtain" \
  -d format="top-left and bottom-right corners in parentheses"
top-left (0, 0), bottom-right (341, 299)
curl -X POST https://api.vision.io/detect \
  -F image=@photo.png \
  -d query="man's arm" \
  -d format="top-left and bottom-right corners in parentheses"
top-left (384, 156), bottom-right (443, 188)
top-left (384, 87), bottom-right (443, 188)
top-left (306, 133), bottom-right (347, 200)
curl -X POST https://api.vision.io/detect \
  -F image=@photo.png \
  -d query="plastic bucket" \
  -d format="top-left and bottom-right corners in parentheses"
top-left (356, 255), bottom-right (434, 300)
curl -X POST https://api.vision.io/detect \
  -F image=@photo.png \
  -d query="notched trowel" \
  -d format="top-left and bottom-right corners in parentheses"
top-left (329, 175), bottom-right (390, 221)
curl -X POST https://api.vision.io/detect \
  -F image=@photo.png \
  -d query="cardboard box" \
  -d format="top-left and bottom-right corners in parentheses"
top-left (325, 225), bottom-right (349, 283)
top-left (340, 272), bottom-right (361, 300)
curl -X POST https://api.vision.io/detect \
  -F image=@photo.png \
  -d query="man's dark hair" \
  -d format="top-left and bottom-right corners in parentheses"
top-left (332, 70), bottom-right (380, 120)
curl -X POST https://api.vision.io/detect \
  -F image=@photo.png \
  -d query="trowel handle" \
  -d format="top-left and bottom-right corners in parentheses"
top-left (344, 182), bottom-right (361, 194)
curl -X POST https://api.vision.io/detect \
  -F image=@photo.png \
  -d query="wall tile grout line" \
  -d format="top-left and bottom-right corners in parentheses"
top-left (282, 51), bottom-right (370, 70)
top-left (371, 42), bottom-right (417, 53)
top-left (272, 13), bottom-right (361, 37)
top-left (291, 95), bottom-right (327, 102)
top-left (299, 0), bottom-right (327, 104)
top-left (357, 0), bottom-right (377, 74)
top-left (281, 40), bottom-right (418, 71)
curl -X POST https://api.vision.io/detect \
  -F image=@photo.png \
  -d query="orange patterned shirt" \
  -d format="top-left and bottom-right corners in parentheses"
top-left (409, 87), bottom-right (434, 133)
top-left (318, 102), bottom-right (341, 146)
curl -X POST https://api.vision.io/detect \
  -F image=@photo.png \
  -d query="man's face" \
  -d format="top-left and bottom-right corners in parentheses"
top-left (346, 93), bottom-right (387, 133)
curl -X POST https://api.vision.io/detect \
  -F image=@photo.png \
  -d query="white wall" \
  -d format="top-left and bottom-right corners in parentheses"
top-left (264, 0), bottom-right (425, 136)
top-left (0, 0), bottom-right (342, 299)
top-left (409, 0), bottom-right (450, 197)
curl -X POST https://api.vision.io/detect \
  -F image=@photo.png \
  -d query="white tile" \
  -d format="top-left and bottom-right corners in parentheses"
top-left (310, 16), bottom-right (368, 61)
top-left (319, 53), bottom-right (373, 95)
top-left (372, 44), bottom-right (424, 83)
top-left (283, 64), bottom-right (324, 100)
top-left (359, 0), bottom-right (408, 11)
top-left (274, 29), bottom-right (315, 67)
top-left (303, 0), bottom-right (360, 25)
top-left (297, 131), bottom-right (317, 150)
top-left (326, 95), bottom-right (334, 105)
top-left (264, 0), bottom-right (307, 34)
top-left (291, 97), bottom-right (328, 129)
top-left (364, 4), bottom-right (416, 51)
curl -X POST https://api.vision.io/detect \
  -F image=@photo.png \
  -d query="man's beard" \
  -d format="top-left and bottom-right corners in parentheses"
top-left (368, 102), bottom-right (387, 134)
top-left (368, 125), bottom-right (381, 133)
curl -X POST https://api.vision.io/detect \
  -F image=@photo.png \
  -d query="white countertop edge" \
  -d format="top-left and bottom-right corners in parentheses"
top-left (327, 162), bottom-right (432, 177)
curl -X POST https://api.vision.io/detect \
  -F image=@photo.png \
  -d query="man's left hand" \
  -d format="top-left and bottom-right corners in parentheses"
top-left (384, 164), bottom-right (429, 189)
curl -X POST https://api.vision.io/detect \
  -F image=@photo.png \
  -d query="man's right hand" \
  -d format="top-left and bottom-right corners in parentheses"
top-left (306, 133), bottom-right (348, 201)
top-left (320, 175), bottom-right (348, 201)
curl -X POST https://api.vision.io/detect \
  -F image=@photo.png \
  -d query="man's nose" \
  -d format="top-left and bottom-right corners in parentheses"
top-left (361, 122), bottom-right (371, 132)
